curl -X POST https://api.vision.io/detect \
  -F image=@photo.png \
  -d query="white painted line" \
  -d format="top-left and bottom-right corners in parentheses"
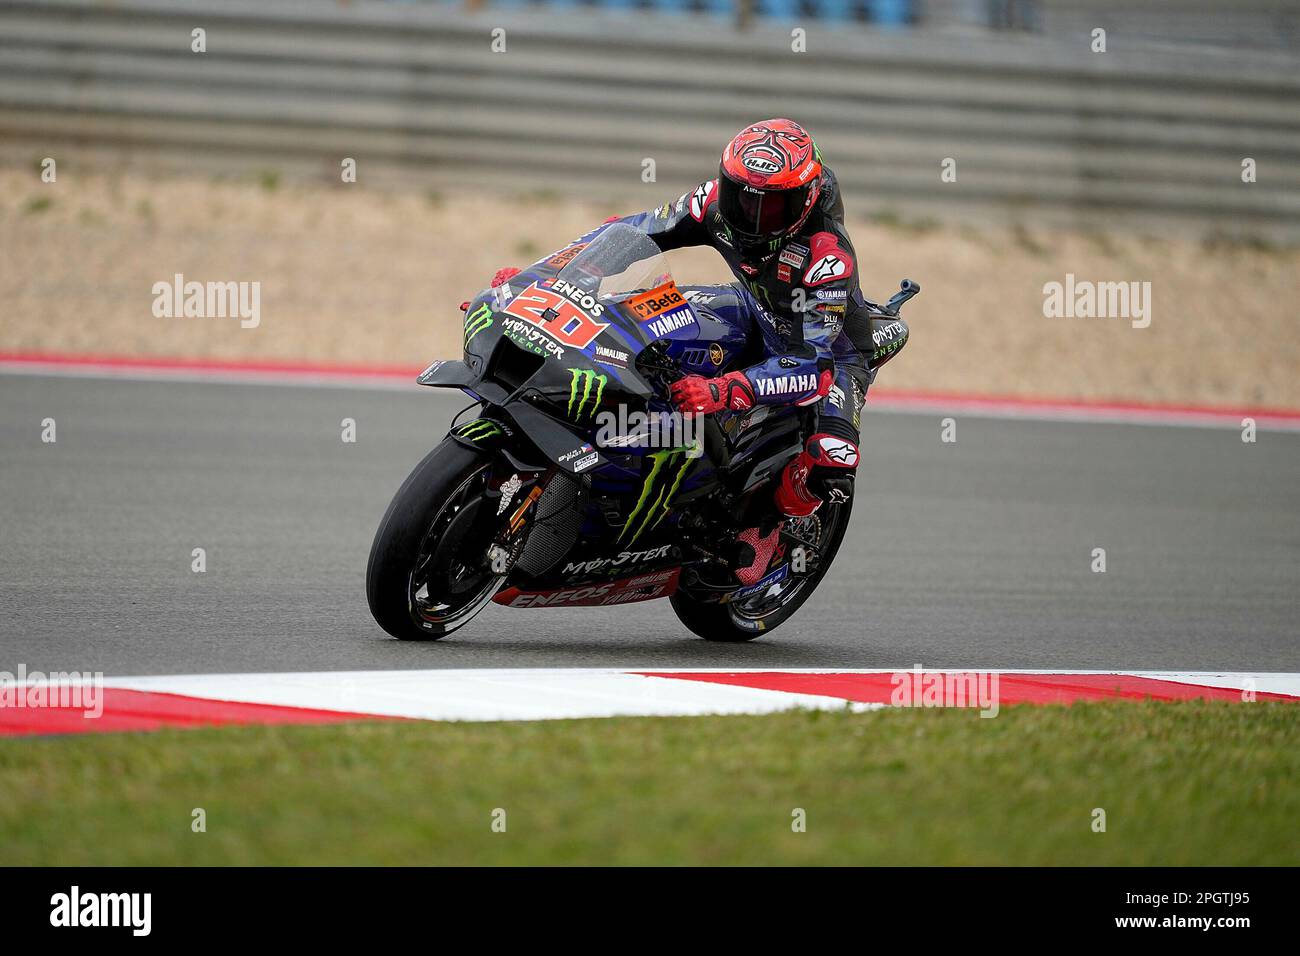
top-left (104, 670), bottom-right (880, 722)
top-left (87, 668), bottom-right (1300, 723)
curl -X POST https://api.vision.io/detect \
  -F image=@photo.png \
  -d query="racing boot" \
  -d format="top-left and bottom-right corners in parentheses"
top-left (773, 433), bottom-right (860, 518)
top-left (734, 523), bottom-right (783, 587)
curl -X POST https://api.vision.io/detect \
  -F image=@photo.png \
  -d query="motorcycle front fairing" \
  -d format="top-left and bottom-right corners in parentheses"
top-left (419, 224), bottom-right (733, 477)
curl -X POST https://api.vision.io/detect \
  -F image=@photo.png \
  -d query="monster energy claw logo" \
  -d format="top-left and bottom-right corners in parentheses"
top-left (618, 447), bottom-right (694, 547)
top-left (567, 368), bottom-right (607, 420)
top-left (457, 419), bottom-right (501, 442)
top-left (464, 303), bottom-right (493, 346)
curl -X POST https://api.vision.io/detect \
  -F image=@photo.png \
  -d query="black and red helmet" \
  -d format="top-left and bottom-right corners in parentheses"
top-left (718, 119), bottom-right (823, 249)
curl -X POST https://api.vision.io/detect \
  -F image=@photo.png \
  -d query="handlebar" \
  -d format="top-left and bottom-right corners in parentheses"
top-left (884, 279), bottom-right (920, 315)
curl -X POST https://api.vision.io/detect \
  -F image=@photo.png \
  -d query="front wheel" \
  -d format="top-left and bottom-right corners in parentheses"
top-left (366, 440), bottom-right (505, 640)
top-left (670, 495), bottom-right (854, 642)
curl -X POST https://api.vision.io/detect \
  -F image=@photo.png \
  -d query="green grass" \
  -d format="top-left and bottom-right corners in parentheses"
top-left (1, 701), bottom-right (1295, 865)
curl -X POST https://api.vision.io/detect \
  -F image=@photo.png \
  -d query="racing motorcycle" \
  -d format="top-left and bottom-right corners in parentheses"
top-left (366, 223), bottom-right (918, 641)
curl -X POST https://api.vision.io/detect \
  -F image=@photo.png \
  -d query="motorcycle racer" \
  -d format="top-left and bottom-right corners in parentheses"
top-left (612, 119), bottom-right (908, 520)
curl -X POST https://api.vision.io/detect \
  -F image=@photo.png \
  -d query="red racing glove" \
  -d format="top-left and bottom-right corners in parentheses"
top-left (490, 267), bottom-right (521, 288)
top-left (670, 372), bottom-right (755, 414)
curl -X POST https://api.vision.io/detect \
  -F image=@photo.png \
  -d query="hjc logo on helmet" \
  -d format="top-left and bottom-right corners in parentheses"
top-left (741, 152), bottom-right (782, 175)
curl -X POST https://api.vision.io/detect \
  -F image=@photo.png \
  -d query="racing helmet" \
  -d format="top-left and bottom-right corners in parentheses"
top-left (718, 119), bottom-right (823, 253)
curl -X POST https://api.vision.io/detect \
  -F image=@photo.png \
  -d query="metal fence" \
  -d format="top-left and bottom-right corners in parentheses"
top-left (1, 0), bottom-right (1297, 236)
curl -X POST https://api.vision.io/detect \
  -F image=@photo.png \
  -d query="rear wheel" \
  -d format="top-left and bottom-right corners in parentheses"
top-left (671, 496), bottom-right (853, 642)
top-left (366, 440), bottom-right (506, 640)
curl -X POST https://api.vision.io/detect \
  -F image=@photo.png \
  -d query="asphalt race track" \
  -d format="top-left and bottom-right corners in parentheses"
top-left (2, 372), bottom-right (1298, 676)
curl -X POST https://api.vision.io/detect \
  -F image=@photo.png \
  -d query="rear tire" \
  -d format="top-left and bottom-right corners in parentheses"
top-left (366, 439), bottom-right (501, 641)
top-left (671, 496), bottom-right (854, 642)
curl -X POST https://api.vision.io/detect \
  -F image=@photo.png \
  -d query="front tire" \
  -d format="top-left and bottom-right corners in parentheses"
top-left (366, 439), bottom-right (504, 641)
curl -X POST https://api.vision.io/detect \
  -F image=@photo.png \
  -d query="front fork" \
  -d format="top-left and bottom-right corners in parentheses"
top-left (480, 466), bottom-right (550, 578)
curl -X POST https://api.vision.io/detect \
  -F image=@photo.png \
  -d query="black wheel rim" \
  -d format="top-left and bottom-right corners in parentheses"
top-left (730, 506), bottom-right (842, 625)
top-left (407, 465), bottom-right (504, 630)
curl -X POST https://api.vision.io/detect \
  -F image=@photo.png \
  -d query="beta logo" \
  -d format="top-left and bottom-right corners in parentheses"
top-left (501, 281), bottom-right (608, 349)
top-left (626, 281), bottom-right (686, 321)
top-left (628, 281), bottom-right (697, 339)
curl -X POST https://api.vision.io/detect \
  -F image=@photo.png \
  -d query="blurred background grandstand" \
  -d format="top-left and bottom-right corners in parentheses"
top-left (1, 0), bottom-right (1297, 237)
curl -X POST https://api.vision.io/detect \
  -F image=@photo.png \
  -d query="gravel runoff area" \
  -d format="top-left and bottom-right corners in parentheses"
top-left (2, 165), bottom-right (1298, 409)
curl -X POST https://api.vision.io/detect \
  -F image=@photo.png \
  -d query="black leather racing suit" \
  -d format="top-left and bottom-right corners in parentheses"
top-left (614, 167), bottom-right (909, 450)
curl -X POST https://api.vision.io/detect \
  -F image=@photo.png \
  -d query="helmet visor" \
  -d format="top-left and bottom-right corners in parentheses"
top-left (718, 174), bottom-right (812, 240)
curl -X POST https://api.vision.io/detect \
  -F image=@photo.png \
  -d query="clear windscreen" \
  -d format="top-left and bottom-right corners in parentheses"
top-left (554, 222), bottom-right (675, 300)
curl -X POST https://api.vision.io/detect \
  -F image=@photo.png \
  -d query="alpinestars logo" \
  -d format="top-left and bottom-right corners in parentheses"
top-left (689, 180), bottom-right (716, 222)
top-left (815, 436), bottom-right (859, 467)
top-left (619, 448), bottom-right (694, 547)
top-left (804, 254), bottom-right (848, 286)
